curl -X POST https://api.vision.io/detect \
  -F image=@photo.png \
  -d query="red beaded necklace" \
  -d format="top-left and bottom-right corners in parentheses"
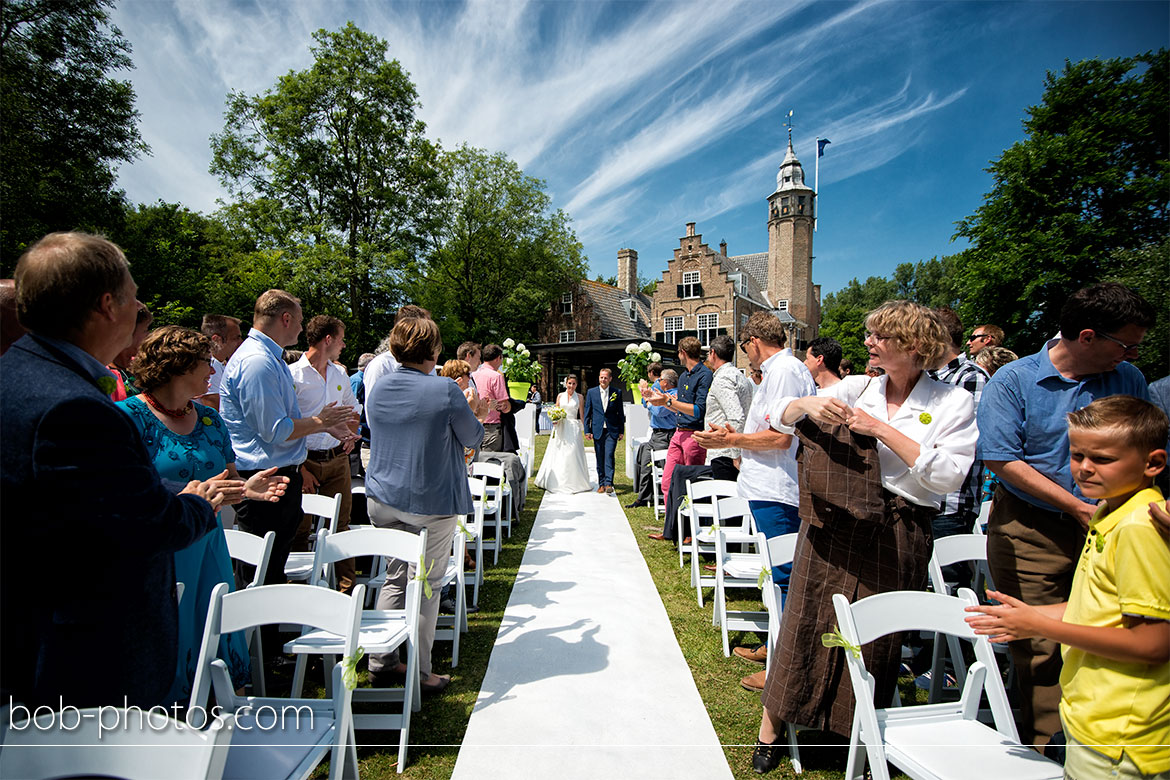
top-left (143, 392), bottom-right (193, 419)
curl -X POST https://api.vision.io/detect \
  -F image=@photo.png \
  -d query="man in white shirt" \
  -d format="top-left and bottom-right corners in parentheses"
top-left (694, 312), bottom-right (815, 686)
top-left (702, 335), bottom-right (754, 481)
top-left (291, 314), bottom-right (360, 593)
top-left (362, 305), bottom-right (432, 398)
top-left (803, 336), bottom-right (842, 393)
top-left (198, 313), bottom-right (243, 410)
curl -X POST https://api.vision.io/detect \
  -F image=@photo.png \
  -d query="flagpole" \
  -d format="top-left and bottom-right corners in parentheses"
top-left (814, 136), bottom-right (820, 232)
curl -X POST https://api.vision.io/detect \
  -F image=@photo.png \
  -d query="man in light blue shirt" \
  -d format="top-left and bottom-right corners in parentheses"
top-left (629, 364), bottom-right (677, 507)
top-left (978, 282), bottom-right (1154, 747)
top-left (220, 290), bottom-right (357, 597)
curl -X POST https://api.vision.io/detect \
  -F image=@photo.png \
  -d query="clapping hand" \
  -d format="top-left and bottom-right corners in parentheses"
top-left (245, 466), bottom-right (291, 503)
top-left (643, 387), bottom-right (669, 406)
top-left (318, 401), bottom-right (359, 429)
top-left (964, 590), bottom-right (1045, 643)
top-left (183, 469), bottom-right (247, 509)
top-left (693, 423), bottom-right (735, 450)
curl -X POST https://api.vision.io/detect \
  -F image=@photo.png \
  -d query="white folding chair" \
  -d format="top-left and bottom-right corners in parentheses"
top-left (649, 448), bottom-right (668, 522)
top-left (286, 493), bottom-right (342, 582)
top-left (290, 528), bottom-right (424, 764)
top-left (925, 534), bottom-right (1004, 704)
top-left (471, 461), bottom-right (508, 552)
top-left (756, 531), bottom-right (804, 773)
top-left (223, 529), bottom-right (277, 695)
top-left (709, 497), bottom-right (763, 651)
top-left (190, 582), bottom-right (363, 780)
top-left (973, 499), bottom-right (992, 534)
top-left (1, 707), bottom-right (234, 780)
top-left (832, 589), bottom-right (1062, 780)
top-left (465, 477), bottom-right (492, 607)
top-left (434, 529), bottom-right (469, 667)
top-left (682, 479), bottom-right (740, 602)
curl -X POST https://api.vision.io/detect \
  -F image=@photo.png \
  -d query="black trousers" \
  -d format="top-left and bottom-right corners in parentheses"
top-left (235, 465), bottom-right (304, 587)
top-left (633, 428), bottom-right (675, 504)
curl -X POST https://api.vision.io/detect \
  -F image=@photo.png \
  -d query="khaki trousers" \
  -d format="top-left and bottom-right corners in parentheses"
top-left (986, 485), bottom-right (1086, 746)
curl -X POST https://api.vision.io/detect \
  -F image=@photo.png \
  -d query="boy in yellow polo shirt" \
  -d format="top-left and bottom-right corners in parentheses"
top-left (967, 395), bottom-right (1169, 779)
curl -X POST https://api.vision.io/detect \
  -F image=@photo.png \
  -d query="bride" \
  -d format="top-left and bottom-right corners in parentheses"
top-left (535, 374), bottom-right (593, 494)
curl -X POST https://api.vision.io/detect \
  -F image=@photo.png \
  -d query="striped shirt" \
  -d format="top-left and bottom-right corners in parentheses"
top-left (929, 355), bottom-right (990, 517)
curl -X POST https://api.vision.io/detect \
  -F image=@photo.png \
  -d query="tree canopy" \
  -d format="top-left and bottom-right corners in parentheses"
top-left (210, 22), bottom-right (445, 355)
top-left (0, 0), bottom-right (147, 269)
top-left (414, 145), bottom-right (586, 348)
top-left (953, 50), bottom-right (1168, 362)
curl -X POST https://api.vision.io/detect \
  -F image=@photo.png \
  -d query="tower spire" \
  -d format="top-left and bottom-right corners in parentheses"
top-left (783, 109), bottom-right (794, 146)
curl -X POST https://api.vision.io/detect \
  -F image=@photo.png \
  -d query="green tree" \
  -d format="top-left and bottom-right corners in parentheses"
top-left (415, 145), bottom-right (587, 347)
top-left (1103, 239), bottom-right (1169, 379)
top-left (818, 275), bottom-right (897, 369)
top-left (954, 50), bottom-right (1168, 351)
top-left (0, 0), bottom-right (147, 268)
top-left (209, 22), bottom-right (444, 355)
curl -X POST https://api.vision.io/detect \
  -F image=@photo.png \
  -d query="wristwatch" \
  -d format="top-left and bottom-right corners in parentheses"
top-left (666, 396), bottom-right (673, 408)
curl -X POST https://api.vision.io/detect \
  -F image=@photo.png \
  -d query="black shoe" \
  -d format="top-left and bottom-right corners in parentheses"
top-left (626, 501), bottom-right (647, 508)
top-left (751, 739), bottom-right (784, 774)
top-left (368, 666), bottom-right (406, 688)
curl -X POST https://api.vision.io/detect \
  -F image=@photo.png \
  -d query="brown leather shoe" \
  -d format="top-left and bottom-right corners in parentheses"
top-left (734, 644), bottom-right (768, 665)
top-left (740, 669), bottom-right (766, 692)
top-left (597, 486), bottom-right (606, 493)
top-left (647, 533), bottom-right (667, 541)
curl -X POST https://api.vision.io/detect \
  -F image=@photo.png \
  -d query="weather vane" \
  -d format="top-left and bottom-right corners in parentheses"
top-left (783, 109), bottom-right (794, 143)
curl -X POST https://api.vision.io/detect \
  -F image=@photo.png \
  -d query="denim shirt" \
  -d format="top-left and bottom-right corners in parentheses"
top-left (643, 380), bottom-right (677, 430)
top-left (220, 329), bottom-right (306, 470)
top-left (977, 340), bottom-right (1150, 511)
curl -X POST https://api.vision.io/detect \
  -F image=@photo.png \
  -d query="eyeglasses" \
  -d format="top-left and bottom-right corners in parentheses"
top-left (864, 332), bottom-right (890, 342)
top-left (739, 339), bottom-right (751, 353)
top-left (967, 333), bottom-right (988, 343)
top-left (1093, 330), bottom-right (1141, 352)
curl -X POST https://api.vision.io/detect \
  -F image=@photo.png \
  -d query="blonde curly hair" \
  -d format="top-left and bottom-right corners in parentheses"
top-left (865, 300), bottom-right (950, 370)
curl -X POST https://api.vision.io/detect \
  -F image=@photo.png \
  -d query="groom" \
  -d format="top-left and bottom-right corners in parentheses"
top-left (584, 368), bottom-right (625, 494)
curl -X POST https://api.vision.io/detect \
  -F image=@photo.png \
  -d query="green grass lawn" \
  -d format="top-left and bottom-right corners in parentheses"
top-left (312, 434), bottom-right (918, 778)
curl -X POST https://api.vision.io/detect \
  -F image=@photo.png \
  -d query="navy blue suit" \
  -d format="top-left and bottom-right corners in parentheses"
top-left (584, 384), bottom-right (625, 488)
top-left (0, 335), bottom-right (217, 708)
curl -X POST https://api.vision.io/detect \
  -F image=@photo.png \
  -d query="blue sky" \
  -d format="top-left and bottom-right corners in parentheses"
top-left (111, 0), bottom-right (1168, 297)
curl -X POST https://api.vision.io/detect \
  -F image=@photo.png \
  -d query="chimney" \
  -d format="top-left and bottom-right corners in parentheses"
top-left (719, 239), bottom-right (727, 256)
top-left (685, 222), bottom-right (696, 237)
top-left (616, 248), bottom-right (638, 294)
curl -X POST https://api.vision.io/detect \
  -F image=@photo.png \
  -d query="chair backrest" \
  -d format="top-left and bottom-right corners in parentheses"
top-left (190, 582), bottom-right (365, 714)
top-left (757, 532), bottom-right (799, 662)
top-left (1, 708), bottom-right (233, 780)
top-left (223, 529), bottom-right (276, 589)
top-left (686, 479), bottom-right (740, 526)
top-left (302, 492), bottom-right (342, 540)
top-left (974, 499), bottom-right (992, 533)
top-left (470, 461), bottom-right (504, 484)
top-left (713, 496), bottom-right (755, 533)
top-left (311, 527), bottom-right (427, 588)
top-left (466, 476), bottom-right (486, 534)
top-left (831, 588), bottom-right (1018, 741)
top-left (651, 449), bottom-right (668, 467)
top-left (927, 533), bottom-right (991, 595)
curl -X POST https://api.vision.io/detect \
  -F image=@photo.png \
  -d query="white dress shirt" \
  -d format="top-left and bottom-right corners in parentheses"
top-left (362, 350), bottom-right (401, 399)
top-left (737, 352), bottom-right (816, 505)
top-left (206, 356), bottom-right (225, 396)
top-left (782, 373), bottom-right (977, 509)
top-left (291, 354), bottom-right (359, 452)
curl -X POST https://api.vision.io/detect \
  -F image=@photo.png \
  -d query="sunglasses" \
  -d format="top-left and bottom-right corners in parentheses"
top-left (739, 338), bottom-right (751, 353)
top-left (967, 334), bottom-right (988, 343)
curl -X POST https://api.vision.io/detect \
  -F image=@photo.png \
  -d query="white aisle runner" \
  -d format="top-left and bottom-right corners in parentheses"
top-left (451, 451), bottom-right (732, 779)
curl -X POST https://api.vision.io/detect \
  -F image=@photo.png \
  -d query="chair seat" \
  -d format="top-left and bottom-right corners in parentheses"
top-left (284, 611), bottom-right (410, 655)
top-left (223, 709), bottom-right (335, 780)
top-left (284, 551), bottom-right (315, 581)
top-left (722, 552), bottom-right (762, 580)
top-left (697, 528), bottom-right (754, 544)
top-left (882, 717), bottom-right (1061, 779)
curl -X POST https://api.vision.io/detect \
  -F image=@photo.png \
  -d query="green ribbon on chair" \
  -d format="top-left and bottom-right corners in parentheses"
top-left (821, 626), bottom-right (861, 659)
top-left (416, 554), bottom-right (434, 600)
top-left (680, 496), bottom-right (691, 511)
top-left (757, 566), bottom-right (770, 590)
top-left (457, 517), bottom-right (474, 539)
top-left (341, 647), bottom-right (365, 691)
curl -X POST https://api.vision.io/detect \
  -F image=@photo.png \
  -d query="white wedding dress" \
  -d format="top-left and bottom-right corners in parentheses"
top-left (534, 392), bottom-right (593, 494)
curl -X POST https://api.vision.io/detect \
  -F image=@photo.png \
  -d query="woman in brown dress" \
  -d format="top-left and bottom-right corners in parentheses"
top-left (752, 301), bottom-right (979, 773)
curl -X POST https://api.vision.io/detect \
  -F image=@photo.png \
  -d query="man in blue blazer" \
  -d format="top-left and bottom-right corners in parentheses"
top-left (584, 368), bottom-right (625, 493)
top-left (0, 233), bottom-right (221, 709)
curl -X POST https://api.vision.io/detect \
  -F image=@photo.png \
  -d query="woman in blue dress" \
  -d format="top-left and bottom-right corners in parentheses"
top-left (119, 325), bottom-right (289, 707)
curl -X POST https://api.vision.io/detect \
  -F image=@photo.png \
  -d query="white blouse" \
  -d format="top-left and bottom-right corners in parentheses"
top-left (778, 373), bottom-right (977, 509)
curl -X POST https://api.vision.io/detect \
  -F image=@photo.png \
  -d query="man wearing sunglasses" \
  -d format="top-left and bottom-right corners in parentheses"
top-left (966, 323), bottom-right (1003, 356)
top-left (977, 282), bottom-right (1154, 748)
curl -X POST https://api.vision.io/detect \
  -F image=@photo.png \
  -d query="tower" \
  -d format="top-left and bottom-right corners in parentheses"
top-left (766, 134), bottom-right (817, 344)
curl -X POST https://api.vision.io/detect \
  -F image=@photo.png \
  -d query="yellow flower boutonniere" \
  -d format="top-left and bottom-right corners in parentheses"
top-left (97, 376), bottom-right (117, 396)
top-left (918, 412), bottom-right (932, 425)
top-left (201, 416), bottom-right (213, 426)
top-left (337, 384), bottom-right (343, 392)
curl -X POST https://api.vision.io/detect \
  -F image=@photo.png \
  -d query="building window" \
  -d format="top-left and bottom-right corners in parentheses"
top-left (776, 299), bottom-right (789, 312)
top-left (561, 292), bottom-right (573, 315)
top-left (781, 196), bottom-right (789, 215)
top-left (740, 313), bottom-right (749, 327)
top-left (797, 195), bottom-right (806, 214)
top-left (663, 316), bottom-right (684, 344)
top-left (559, 329), bottom-right (576, 343)
top-left (697, 313), bottom-right (719, 347)
top-left (682, 271), bottom-right (700, 299)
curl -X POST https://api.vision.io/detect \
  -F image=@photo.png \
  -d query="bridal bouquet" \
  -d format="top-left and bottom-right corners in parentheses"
top-left (617, 341), bottom-right (662, 385)
top-left (546, 405), bottom-right (567, 438)
top-left (501, 338), bottom-right (541, 385)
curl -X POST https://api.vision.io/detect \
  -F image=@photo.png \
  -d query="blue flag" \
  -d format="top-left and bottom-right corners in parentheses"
top-left (818, 138), bottom-right (831, 157)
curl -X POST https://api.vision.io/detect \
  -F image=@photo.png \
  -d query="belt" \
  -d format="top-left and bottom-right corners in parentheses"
top-left (306, 445), bottom-right (347, 462)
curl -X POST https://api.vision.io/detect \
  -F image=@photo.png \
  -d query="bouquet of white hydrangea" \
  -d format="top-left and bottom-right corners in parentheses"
top-left (617, 341), bottom-right (658, 385)
top-left (501, 338), bottom-right (541, 384)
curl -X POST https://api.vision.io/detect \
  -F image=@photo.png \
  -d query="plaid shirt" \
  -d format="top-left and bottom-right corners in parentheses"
top-left (929, 355), bottom-right (990, 517)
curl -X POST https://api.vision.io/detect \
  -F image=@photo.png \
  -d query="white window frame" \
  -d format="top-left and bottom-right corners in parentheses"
top-left (559, 329), bottom-right (576, 343)
top-left (663, 315), bottom-right (684, 345)
top-left (775, 299), bottom-right (789, 312)
top-left (682, 271), bottom-right (700, 299)
top-left (561, 292), bottom-right (573, 315)
top-left (697, 313), bottom-right (719, 347)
